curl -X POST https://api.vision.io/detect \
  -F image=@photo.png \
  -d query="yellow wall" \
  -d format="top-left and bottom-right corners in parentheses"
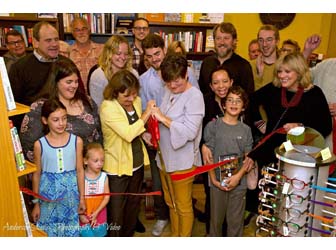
top-left (224, 13), bottom-right (332, 60)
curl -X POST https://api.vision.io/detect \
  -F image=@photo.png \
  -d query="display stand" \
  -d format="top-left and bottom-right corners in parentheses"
top-left (257, 128), bottom-right (336, 237)
top-left (275, 146), bottom-right (335, 236)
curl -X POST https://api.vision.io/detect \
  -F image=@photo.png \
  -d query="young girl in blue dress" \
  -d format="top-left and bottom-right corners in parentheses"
top-left (31, 99), bottom-right (86, 236)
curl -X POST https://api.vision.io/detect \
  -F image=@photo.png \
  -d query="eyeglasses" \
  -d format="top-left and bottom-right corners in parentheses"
top-left (74, 27), bottom-right (89, 33)
top-left (262, 214), bottom-right (307, 235)
top-left (7, 40), bottom-right (24, 46)
top-left (262, 172), bottom-right (313, 191)
top-left (133, 26), bottom-right (149, 31)
top-left (258, 37), bottom-right (275, 44)
top-left (283, 206), bottom-right (310, 220)
top-left (226, 97), bottom-right (242, 105)
top-left (259, 187), bottom-right (311, 207)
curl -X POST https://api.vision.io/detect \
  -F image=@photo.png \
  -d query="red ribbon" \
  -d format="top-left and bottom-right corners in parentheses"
top-left (20, 187), bottom-right (162, 202)
top-left (170, 127), bottom-right (287, 181)
top-left (20, 186), bottom-right (61, 202)
top-left (85, 191), bottom-right (162, 197)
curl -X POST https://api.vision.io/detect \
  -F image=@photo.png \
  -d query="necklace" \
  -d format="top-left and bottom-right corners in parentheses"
top-left (281, 87), bottom-right (304, 108)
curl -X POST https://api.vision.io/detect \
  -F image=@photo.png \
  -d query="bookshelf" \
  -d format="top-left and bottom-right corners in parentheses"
top-left (0, 16), bottom-right (59, 56)
top-left (58, 13), bottom-right (216, 60)
top-left (0, 73), bottom-right (46, 236)
top-left (58, 13), bottom-right (134, 45)
top-left (149, 21), bottom-right (216, 60)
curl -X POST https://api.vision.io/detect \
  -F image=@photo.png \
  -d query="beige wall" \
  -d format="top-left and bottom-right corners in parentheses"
top-left (224, 13), bottom-right (333, 60)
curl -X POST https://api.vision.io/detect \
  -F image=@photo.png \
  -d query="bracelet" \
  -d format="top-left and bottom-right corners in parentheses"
top-left (32, 198), bottom-right (39, 204)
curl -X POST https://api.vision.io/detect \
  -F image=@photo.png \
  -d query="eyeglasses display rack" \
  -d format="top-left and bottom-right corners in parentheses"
top-left (257, 129), bottom-right (336, 237)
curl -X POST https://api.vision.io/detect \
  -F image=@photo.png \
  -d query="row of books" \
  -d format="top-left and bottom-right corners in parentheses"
top-left (0, 26), bottom-right (33, 48)
top-left (143, 13), bottom-right (224, 23)
top-left (62, 13), bottom-right (135, 35)
top-left (0, 57), bottom-right (26, 171)
top-left (156, 30), bottom-right (204, 53)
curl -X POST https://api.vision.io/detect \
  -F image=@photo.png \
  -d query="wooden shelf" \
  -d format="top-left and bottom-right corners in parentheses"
top-left (149, 21), bottom-right (216, 28)
top-left (31, 223), bottom-right (47, 237)
top-left (0, 47), bottom-right (33, 52)
top-left (8, 102), bottom-right (30, 117)
top-left (17, 161), bottom-right (36, 178)
top-left (0, 16), bottom-right (58, 23)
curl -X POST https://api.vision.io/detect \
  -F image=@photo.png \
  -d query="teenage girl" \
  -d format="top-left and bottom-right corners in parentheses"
top-left (80, 143), bottom-right (110, 237)
top-left (31, 99), bottom-right (85, 236)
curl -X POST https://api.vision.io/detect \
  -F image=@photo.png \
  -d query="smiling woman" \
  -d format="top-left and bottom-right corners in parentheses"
top-left (20, 58), bottom-right (103, 162)
top-left (248, 52), bottom-right (332, 165)
top-left (99, 69), bottom-right (155, 236)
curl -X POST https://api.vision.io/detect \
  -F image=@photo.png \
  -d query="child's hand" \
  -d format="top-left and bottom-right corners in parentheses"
top-left (211, 178), bottom-right (227, 191)
top-left (89, 212), bottom-right (99, 227)
top-left (78, 200), bottom-right (86, 215)
top-left (31, 204), bottom-right (40, 223)
top-left (79, 214), bottom-right (90, 224)
top-left (223, 174), bottom-right (240, 191)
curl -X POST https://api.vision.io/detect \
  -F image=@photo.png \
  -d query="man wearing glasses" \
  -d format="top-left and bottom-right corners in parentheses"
top-left (251, 24), bottom-right (280, 91)
top-left (69, 17), bottom-right (103, 93)
top-left (4, 29), bottom-right (26, 72)
top-left (131, 17), bottom-right (150, 75)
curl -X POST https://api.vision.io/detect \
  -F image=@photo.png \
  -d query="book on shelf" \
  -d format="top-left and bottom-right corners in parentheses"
top-left (12, 25), bottom-right (28, 47)
top-left (205, 29), bottom-right (214, 52)
top-left (9, 120), bottom-right (26, 172)
top-left (0, 57), bottom-right (16, 110)
top-left (63, 13), bottom-right (117, 35)
top-left (115, 13), bottom-right (135, 35)
top-left (156, 30), bottom-right (204, 53)
top-left (164, 13), bottom-right (181, 22)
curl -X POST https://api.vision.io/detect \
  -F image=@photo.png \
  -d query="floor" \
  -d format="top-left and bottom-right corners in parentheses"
top-left (134, 183), bottom-right (257, 237)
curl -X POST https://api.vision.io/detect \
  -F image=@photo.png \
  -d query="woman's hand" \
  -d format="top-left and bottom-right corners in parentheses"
top-left (243, 156), bottom-right (254, 173)
top-left (329, 103), bottom-right (336, 117)
top-left (141, 100), bottom-right (156, 123)
top-left (142, 132), bottom-right (153, 146)
top-left (152, 107), bottom-right (172, 128)
top-left (283, 123), bottom-right (304, 132)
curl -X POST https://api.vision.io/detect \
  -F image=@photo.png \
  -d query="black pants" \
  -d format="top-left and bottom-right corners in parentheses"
top-left (147, 148), bottom-right (169, 220)
top-left (106, 167), bottom-right (144, 237)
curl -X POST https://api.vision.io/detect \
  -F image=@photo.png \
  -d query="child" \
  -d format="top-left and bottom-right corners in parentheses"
top-left (31, 99), bottom-right (85, 237)
top-left (203, 86), bottom-right (254, 237)
top-left (80, 143), bottom-right (110, 237)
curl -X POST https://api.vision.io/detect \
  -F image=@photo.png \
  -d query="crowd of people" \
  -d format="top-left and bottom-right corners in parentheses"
top-left (4, 16), bottom-right (335, 237)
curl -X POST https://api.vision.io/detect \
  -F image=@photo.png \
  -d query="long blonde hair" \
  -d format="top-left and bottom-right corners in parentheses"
top-left (273, 52), bottom-right (311, 88)
top-left (98, 35), bottom-right (133, 81)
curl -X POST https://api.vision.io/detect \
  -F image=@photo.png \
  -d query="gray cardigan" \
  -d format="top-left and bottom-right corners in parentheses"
top-left (156, 86), bottom-right (205, 173)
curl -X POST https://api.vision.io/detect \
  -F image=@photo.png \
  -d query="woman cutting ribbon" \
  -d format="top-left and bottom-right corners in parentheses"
top-left (152, 54), bottom-right (205, 237)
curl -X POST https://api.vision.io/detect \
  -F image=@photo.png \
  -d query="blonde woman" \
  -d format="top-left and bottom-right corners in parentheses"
top-left (249, 52), bottom-right (332, 163)
top-left (89, 35), bottom-right (138, 109)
